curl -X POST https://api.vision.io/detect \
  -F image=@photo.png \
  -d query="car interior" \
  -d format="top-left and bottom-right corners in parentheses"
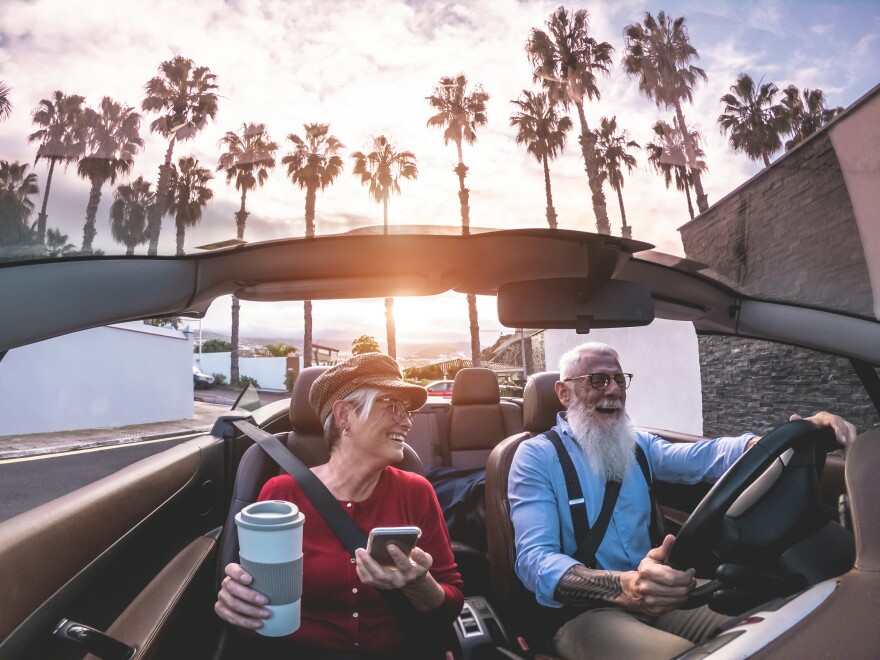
top-left (0, 228), bottom-right (878, 659)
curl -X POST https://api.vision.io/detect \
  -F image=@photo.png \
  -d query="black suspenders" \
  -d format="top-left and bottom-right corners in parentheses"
top-left (545, 429), bottom-right (663, 569)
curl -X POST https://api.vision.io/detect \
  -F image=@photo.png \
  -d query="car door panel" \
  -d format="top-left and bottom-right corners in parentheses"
top-left (0, 435), bottom-right (226, 660)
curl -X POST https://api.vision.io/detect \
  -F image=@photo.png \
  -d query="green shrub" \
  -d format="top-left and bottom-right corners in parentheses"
top-left (240, 375), bottom-right (260, 388)
top-left (284, 370), bottom-right (297, 392)
top-left (212, 373), bottom-right (227, 386)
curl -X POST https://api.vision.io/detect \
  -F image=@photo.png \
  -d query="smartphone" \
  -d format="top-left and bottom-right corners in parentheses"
top-left (366, 526), bottom-right (422, 567)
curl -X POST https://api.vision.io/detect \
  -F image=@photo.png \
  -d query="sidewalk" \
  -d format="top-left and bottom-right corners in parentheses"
top-left (0, 399), bottom-right (234, 460)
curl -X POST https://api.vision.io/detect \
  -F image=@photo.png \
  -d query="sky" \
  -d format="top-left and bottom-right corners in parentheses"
top-left (1, 0), bottom-right (878, 354)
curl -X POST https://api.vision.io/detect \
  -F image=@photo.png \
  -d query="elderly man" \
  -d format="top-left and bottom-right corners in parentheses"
top-left (508, 341), bottom-right (855, 659)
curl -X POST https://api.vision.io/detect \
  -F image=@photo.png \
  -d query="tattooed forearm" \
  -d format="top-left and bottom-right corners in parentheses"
top-left (553, 564), bottom-right (623, 608)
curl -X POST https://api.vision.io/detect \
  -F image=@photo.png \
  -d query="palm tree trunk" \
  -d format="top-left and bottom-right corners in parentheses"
top-left (231, 188), bottom-right (249, 385)
top-left (385, 297), bottom-right (396, 358)
top-left (303, 183), bottom-right (316, 369)
top-left (148, 135), bottom-right (177, 256)
top-left (616, 185), bottom-right (631, 239)
top-left (382, 195), bottom-right (397, 358)
top-left (683, 172), bottom-right (695, 221)
top-left (235, 189), bottom-right (249, 239)
top-left (454, 162), bottom-right (470, 235)
top-left (175, 215), bottom-right (185, 256)
top-left (36, 158), bottom-right (56, 244)
top-left (303, 300), bottom-right (313, 368)
top-left (304, 184), bottom-right (317, 238)
top-left (542, 154), bottom-right (558, 229)
top-left (231, 296), bottom-right (240, 386)
top-left (81, 175), bottom-right (102, 253)
top-left (467, 293), bottom-right (481, 367)
top-left (674, 103), bottom-right (708, 213)
top-left (575, 102), bottom-right (611, 235)
top-left (762, 152), bottom-right (771, 168)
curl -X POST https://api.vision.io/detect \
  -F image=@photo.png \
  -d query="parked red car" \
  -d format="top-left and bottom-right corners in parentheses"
top-left (425, 380), bottom-right (455, 397)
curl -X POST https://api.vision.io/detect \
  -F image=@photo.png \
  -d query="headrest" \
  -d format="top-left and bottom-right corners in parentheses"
top-left (523, 371), bottom-right (564, 432)
top-left (289, 366), bottom-right (330, 432)
top-left (451, 368), bottom-right (500, 405)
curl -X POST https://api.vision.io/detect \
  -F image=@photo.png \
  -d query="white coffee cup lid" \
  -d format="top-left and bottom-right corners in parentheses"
top-left (235, 500), bottom-right (304, 531)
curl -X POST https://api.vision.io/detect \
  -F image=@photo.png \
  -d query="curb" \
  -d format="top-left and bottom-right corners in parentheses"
top-left (0, 426), bottom-right (213, 461)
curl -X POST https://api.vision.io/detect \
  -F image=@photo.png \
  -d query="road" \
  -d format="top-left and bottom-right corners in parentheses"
top-left (0, 432), bottom-right (200, 523)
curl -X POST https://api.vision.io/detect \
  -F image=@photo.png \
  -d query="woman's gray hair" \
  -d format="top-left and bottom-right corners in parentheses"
top-left (322, 386), bottom-right (383, 452)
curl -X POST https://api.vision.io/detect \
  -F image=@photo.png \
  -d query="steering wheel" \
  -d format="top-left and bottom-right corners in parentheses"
top-left (667, 419), bottom-right (841, 609)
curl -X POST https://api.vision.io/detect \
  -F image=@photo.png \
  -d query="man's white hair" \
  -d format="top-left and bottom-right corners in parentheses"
top-left (558, 342), bottom-right (620, 380)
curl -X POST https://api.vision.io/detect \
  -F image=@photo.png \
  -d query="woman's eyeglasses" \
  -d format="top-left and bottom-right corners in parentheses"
top-left (376, 397), bottom-right (414, 424)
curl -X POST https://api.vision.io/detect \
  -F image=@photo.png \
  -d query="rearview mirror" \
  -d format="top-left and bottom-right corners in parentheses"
top-left (497, 279), bottom-right (654, 333)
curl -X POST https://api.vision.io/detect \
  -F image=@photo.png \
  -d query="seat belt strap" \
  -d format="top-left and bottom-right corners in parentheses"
top-left (545, 430), bottom-right (589, 546)
top-left (634, 444), bottom-right (664, 546)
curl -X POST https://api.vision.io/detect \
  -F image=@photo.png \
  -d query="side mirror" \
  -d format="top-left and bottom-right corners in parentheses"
top-left (497, 278), bottom-right (654, 333)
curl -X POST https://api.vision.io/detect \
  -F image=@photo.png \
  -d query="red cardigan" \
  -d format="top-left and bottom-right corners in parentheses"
top-left (258, 466), bottom-right (464, 654)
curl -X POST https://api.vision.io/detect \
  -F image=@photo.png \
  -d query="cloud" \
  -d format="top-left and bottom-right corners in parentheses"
top-left (2, 0), bottom-right (876, 343)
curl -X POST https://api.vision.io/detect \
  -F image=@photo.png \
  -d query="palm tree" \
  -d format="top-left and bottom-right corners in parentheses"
top-left (427, 73), bottom-right (489, 366)
top-left (0, 161), bottom-right (39, 247)
top-left (527, 7), bottom-right (614, 234)
top-left (44, 228), bottom-right (77, 257)
top-left (282, 123), bottom-right (345, 367)
top-left (718, 73), bottom-right (787, 167)
top-left (76, 97), bottom-right (143, 253)
top-left (109, 176), bottom-right (153, 255)
top-left (217, 122), bottom-right (277, 385)
top-left (593, 116), bottom-right (640, 238)
top-left (623, 11), bottom-right (710, 213)
top-left (351, 135), bottom-right (418, 359)
top-left (509, 89), bottom-right (572, 229)
top-left (646, 119), bottom-right (705, 221)
top-left (168, 156), bottom-right (213, 255)
top-left (27, 91), bottom-right (86, 243)
top-left (141, 56), bottom-right (218, 255)
top-left (780, 85), bottom-right (843, 151)
top-left (0, 81), bottom-right (11, 121)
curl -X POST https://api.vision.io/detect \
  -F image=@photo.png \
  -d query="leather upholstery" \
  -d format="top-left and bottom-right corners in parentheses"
top-left (485, 371), bottom-right (561, 619)
top-left (217, 366), bottom-right (424, 582)
top-left (752, 430), bottom-right (880, 658)
top-left (446, 368), bottom-right (524, 469)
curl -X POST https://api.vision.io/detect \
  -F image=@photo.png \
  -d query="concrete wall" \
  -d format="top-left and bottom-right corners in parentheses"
top-left (195, 352), bottom-right (287, 390)
top-left (1, 322), bottom-right (193, 435)
top-left (544, 319), bottom-right (703, 435)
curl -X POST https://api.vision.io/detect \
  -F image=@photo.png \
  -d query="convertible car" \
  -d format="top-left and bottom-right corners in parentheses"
top-left (2, 79), bottom-right (880, 660)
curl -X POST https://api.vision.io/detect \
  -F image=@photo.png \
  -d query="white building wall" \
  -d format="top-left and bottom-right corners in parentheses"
top-left (195, 353), bottom-right (287, 390)
top-left (0, 322), bottom-right (193, 435)
top-left (543, 319), bottom-right (703, 435)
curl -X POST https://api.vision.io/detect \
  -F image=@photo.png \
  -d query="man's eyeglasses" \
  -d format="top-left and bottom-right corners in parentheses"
top-left (376, 397), bottom-right (414, 424)
top-left (563, 373), bottom-right (633, 391)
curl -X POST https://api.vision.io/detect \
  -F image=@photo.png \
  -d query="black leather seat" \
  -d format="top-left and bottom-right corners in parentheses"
top-left (216, 366), bottom-right (423, 580)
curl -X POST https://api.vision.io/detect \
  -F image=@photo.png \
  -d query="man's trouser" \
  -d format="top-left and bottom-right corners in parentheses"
top-left (553, 604), bottom-right (732, 660)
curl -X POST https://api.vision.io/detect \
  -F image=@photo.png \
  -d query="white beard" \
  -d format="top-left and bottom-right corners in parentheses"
top-left (567, 398), bottom-right (636, 482)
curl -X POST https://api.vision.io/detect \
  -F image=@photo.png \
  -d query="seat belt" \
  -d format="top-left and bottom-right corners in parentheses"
top-left (545, 429), bottom-right (662, 568)
top-left (230, 420), bottom-right (449, 656)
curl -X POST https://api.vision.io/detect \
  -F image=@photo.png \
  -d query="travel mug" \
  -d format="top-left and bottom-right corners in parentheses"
top-left (235, 500), bottom-right (305, 636)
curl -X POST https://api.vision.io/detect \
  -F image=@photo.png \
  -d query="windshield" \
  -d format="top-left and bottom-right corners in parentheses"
top-left (1, 1), bottom-right (878, 327)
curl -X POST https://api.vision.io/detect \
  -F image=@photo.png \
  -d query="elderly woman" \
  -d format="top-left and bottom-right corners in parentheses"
top-left (215, 353), bottom-right (463, 658)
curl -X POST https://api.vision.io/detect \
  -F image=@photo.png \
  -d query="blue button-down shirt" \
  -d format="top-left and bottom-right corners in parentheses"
top-left (508, 412), bottom-right (753, 607)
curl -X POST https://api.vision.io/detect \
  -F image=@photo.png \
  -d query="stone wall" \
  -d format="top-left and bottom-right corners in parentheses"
top-left (680, 123), bottom-right (878, 435)
top-left (699, 335), bottom-right (878, 437)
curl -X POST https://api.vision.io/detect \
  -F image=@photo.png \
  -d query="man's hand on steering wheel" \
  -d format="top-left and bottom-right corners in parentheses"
top-left (620, 535), bottom-right (697, 617)
top-left (746, 411), bottom-right (856, 452)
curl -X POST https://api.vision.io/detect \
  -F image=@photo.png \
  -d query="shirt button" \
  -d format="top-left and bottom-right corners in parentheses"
top-left (354, 642), bottom-right (359, 647)
top-left (350, 558), bottom-right (356, 564)
top-left (353, 612), bottom-right (359, 618)
top-left (346, 502), bottom-right (352, 508)
top-left (352, 587), bottom-right (358, 593)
